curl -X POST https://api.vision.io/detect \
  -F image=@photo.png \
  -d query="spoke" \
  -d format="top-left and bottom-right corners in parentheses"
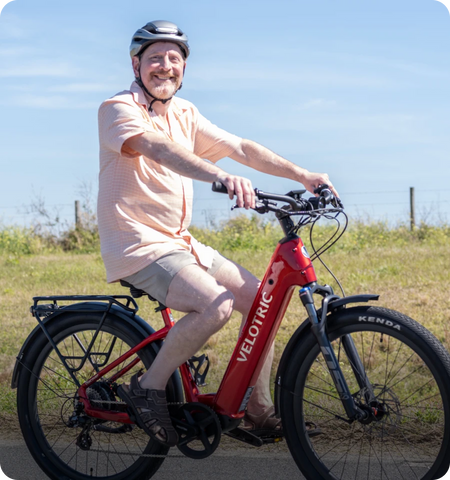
top-left (390, 436), bottom-right (422, 480)
top-left (368, 332), bottom-right (376, 374)
top-left (307, 369), bottom-right (336, 390)
top-left (54, 434), bottom-right (77, 458)
top-left (398, 378), bottom-right (434, 405)
top-left (361, 331), bottom-right (366, 373)
top-left (118, 429), bottom-right (142, 460)
top-left (385, 439), bottom-right (408, 480)
top-left (354, 432), bottom-right (363, 479)
top-left (305, 384), bottom-right (342, 402)
top-left (303, 397), bottom-right (349, 423)
top-left (38, 366), bottom-right (75, 398)
top-left (385, 352), bottom-right (416, 389)
top-left (384, 334), bottom-right (390, 392)
top-left (322, 425), bottom-right (361, 477)
top-left (365, 436), bottom-right (393, 479)
top-left (102, 430), bottom-right (129, 469)
top-left (65, 444), bottom-right (81, 469)
top-left (386, 340), bottom-right (404, 384)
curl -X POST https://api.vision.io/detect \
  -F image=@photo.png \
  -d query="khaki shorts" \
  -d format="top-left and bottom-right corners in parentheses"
top-left (121, 250), bottom-right (227, 305)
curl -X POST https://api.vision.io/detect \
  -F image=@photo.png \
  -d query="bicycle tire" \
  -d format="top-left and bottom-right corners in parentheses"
top-left (280, 306), bottom-right (450, 480)
top-left (16, 311), bottom-right (177, 480)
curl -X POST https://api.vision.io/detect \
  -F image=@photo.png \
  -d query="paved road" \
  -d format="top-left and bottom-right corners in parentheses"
top-left (3, 436), bottom-right (445, 479)
top-left (0, 438), bottom-right (304, 480)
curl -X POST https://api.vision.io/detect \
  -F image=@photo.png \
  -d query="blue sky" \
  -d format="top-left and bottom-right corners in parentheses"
top-left (0, 0), bottom-right (449, 228)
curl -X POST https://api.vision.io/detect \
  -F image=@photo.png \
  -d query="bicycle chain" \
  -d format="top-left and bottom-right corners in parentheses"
top-left (90, 400), bottom-right (185, 406)
top-left (86, 448), bottom-right (183, 458)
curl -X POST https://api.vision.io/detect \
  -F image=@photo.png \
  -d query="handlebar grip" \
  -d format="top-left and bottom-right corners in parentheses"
top-left (212, 182), bottom-right (229, 194)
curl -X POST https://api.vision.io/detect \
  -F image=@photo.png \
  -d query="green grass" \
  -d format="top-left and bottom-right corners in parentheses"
top-left (1, 217), bottom-right (449, 433)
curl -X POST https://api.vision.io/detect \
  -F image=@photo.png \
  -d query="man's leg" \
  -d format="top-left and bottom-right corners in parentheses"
top-left (138, 264), bottom-right (235, 390)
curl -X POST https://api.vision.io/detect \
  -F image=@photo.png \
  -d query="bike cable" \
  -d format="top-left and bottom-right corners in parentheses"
top-left (308, 209), bottom-right (348, 297)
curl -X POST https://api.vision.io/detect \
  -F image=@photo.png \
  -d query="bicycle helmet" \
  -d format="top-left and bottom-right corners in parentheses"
top-left (130, 20), bottom-right (190, 59)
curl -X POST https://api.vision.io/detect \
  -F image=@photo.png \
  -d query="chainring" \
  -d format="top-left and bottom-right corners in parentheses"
top-left (172, 402), bottom-right (222, 459)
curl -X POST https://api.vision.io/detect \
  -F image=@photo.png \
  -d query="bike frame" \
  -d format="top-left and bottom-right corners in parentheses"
top-left (76, 233), bottom-right (370, 425)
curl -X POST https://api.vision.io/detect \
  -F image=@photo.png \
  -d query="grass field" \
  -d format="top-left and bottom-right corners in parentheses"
top-left (0, 217), bottom-right (449, 434)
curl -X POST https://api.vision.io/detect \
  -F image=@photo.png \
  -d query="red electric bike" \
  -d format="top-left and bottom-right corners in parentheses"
top-left (12, 184), bottom-right (450, 479)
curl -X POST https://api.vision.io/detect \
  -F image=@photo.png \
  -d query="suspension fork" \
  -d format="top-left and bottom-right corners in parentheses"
top-left (340, 334), bottom-right (377, 403)
top-left (299, 287), bottom-right (370, 422)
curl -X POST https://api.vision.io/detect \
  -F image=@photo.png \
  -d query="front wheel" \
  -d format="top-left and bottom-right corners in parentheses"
top-left (280, 306), bottom-right (450, 480)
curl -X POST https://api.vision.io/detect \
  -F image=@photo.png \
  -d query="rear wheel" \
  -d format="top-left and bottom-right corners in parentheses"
top-left (17, 312), bottom-right (179, 480)
top-left (280, 306), bottom-right (450, 480)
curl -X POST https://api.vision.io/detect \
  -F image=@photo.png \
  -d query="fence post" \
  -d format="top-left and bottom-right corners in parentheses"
top-left (410, 187), bottom-right (415, 230)
top-left (75, 200), bottom-right (81, 227)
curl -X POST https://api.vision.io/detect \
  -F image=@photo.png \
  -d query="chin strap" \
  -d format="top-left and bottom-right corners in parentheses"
top-left (135, 76), bottom-right (183, 112)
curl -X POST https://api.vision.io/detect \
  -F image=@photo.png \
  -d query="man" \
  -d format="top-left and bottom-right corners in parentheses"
top-left (97, 20), bottom-right (337, 447)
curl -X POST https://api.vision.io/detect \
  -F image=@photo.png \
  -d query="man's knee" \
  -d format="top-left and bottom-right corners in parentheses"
top-left (206, 289), bottom-right (235, 330)
top-left (218, 290), bottom-right (235, 322)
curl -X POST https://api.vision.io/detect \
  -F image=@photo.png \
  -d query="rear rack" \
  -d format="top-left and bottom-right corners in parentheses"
top-left (28, 295), bottom-right (140, 388)
top-left (31, 295), bottom-right (139, 317)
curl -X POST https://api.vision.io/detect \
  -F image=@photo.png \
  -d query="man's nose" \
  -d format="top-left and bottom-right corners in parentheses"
top-left (159, 54), bottom-right (171, 70)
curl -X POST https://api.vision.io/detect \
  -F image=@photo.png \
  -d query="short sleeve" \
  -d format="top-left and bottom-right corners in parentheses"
top-left (194, 112), bottom-right (242, 163)
top-left (98, 94), bottom-right (148, 157)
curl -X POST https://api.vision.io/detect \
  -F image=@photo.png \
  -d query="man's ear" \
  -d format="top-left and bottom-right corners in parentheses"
top-left (132, 56), bottom-right (140, 78)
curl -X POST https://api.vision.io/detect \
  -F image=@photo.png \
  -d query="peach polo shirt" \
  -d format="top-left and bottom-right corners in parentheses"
top-left (97, 82), bottom-right (241, 283)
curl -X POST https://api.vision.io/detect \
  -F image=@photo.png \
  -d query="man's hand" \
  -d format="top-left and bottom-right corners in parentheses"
top-left (216, 174), bottom-right (255, 209)
top-left (301, 171), bottom-right (339, 198)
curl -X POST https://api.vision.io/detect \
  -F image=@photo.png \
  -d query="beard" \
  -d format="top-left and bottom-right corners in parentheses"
top-left (146, 73), bottom-right (181, 100)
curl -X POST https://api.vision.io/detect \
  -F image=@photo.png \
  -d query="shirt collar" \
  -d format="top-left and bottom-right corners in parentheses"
top-left (130, 81), bottom-right (149, 109)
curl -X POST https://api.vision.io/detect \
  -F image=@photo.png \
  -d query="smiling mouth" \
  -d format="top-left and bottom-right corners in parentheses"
top-left (153, 75), bottom-right (176, 82)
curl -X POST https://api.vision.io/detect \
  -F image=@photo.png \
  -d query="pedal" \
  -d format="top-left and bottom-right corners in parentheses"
top-left (225, 427), bottom-right (264, 447)
top-left (248, 429), bottom-right (284, 444)
top-left (187, 354), bottom-right (210, 387)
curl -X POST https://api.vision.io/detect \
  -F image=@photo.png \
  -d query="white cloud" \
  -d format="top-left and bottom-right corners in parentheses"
top-left (0, 62), bottom-right (79, 77)
top-left (0, 46), bottom-right (31, 56)
top-left (48, 82), bottom-right (120, 93)
top-left (187, 63), bottom-right (393, 90)
top-left (9, 94), bottom-right (98, 109)
top-left (0, 11), bottom-right (27, 39)
top-left (301, 98), bottom-right (338, 110)
top-left (335, 52), bottom-right (450, 80)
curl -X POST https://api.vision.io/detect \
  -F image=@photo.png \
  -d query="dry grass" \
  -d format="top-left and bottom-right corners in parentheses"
top-left (1, 242), bottom-right (449, 431)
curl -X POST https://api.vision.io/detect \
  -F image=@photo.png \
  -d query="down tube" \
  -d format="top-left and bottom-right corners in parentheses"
top-left (213, 237), bottom-right (317, 416)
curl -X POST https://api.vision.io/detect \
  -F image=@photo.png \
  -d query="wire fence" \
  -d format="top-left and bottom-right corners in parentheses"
top-left (191, 187), bottom-right (450, 228)
top-left (1, 188), bottom-right (449, 230)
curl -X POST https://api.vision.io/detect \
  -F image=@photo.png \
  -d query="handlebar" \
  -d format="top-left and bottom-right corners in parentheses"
top-left (211, 181), bottom-right (343, 215)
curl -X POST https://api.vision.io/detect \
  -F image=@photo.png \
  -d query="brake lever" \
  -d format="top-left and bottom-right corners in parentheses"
top-left (313, 184), bottom-right (344, 209)
top-left (331, 197), bottom-right (344, 209)
top-left (232, 200), bottom-right (278, 213)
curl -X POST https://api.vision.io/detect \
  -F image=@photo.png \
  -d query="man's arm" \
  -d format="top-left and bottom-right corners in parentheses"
top-left (124, 132), bottom-right (256, 208)
top-left (229, 139), bottom-right (339, 197)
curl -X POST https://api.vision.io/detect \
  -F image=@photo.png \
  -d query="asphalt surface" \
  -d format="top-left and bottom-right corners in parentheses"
top-left (0, 437), bottom-right (304, 480)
